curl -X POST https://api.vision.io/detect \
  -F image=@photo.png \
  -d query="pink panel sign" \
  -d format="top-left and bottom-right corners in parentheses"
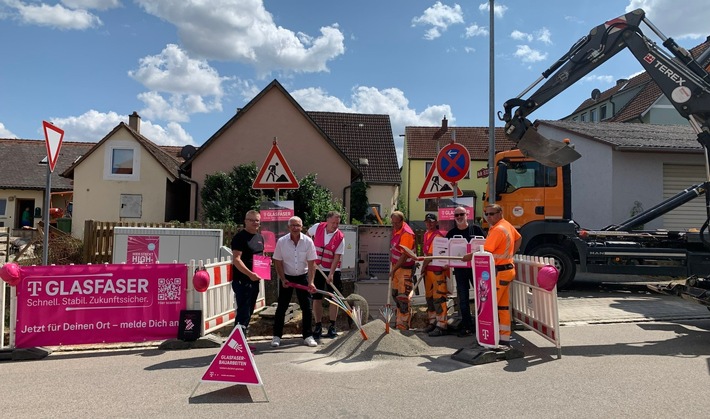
top-left (15, 264), bottom-right (187, 348)
top-left (127, 235), bottom-right (160, 263)
top-left (474, 254), bottom-right (499, 348)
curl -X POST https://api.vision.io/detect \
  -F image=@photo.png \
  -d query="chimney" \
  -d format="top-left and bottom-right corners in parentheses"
top-left (129, 111), bottom-right (141, 133)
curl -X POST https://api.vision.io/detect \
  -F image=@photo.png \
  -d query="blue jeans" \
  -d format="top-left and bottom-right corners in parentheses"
top-left (234, 280), bottom-right (260, 331)
top-left (454, 268), bottom-right (474, 331)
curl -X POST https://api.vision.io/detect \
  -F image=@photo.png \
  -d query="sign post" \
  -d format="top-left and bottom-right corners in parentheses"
top-left (42, 121), bottom-right (64, 265)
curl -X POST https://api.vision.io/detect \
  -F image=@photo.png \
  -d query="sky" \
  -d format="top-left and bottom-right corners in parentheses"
top-left (2, 0), bottom-right (710, 166)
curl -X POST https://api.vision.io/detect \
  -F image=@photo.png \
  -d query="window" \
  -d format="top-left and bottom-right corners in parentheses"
top-left (590, 109), bottom-right (597, 122)
top-left (580, 112), bottom-right (587, 122)
top-left (104, 142), bottom-right (140, 181)
top-left (505, 161), bottom-right (557, 190)
top-left (0, 198), bottom-right (6, 216)
top-left (112, 149), bottom-right (134, 174)
top-left (600, 105), bottom-right (607, 120)
top-left (424, 198), bottom-right (438, 211)
top-left (364, 204), bottom-right (383, 224)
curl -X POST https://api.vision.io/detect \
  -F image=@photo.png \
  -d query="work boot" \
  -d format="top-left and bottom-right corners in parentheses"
top-left (423, 323), bottom-right (436, 333)
top-left (313, 323), bottom-right (322, 340)
top-left (326, 325), bottom-right (338, 338)
top-left (428, 327), bottom-right (446, 337)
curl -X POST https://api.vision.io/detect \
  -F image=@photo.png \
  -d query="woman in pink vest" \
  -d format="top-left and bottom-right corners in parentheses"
top-left (308, 211), bottom-right (345, 339)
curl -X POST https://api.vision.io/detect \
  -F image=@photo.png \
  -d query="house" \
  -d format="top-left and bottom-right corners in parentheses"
top-left (536, 120), bottom-right (705, 230)
top-left (61, 112), bottom-right (192, 238)
top-left (182, 79), bottom-right (401, 222)
top-left (0, 138), bottom-right (92, 232)
top-left (565, 36), bottom-right (710, 124)
top-left (401, 121), bottom-right (515, 224)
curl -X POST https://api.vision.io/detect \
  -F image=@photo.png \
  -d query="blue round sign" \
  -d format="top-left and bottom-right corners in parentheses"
top-left (436, 143), bottom-right (471, 183)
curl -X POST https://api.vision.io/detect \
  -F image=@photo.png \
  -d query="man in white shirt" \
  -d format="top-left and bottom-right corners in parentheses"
top-left (271, 216), bottom-right (319, 348)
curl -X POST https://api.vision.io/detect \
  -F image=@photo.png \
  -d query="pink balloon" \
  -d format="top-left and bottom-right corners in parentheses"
top-left (537, 265), bottom-right (558, 291)
top-left (0, 262), bottom-right (22, 287)
top-left (193, 269), bottom-right (211, 292)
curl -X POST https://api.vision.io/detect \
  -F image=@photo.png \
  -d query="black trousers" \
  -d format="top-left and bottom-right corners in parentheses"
top-left (273, 274), bottom-right (313, 339)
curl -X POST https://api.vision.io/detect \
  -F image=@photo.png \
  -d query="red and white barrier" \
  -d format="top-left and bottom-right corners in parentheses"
top-left (187, 257), bottom-right (266, 336)
top-left (511, 255), bottom-right (562, 359)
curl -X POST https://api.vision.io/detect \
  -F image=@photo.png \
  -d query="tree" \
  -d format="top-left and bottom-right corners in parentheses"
top-left (201, 162), bottom-right (262, 223)
top-left (286, 173), bottom-right (346, 227)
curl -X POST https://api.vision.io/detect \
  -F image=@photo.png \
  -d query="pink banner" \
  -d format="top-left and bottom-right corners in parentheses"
top-left (474, 254), bottom-right (499, 348)
top-left (15, 264), bottom-right (187, 348)
top-left (260, 201), bottom-right (294, 253)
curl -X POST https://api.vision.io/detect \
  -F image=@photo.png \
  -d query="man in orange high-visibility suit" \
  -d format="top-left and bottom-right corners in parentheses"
top-left (421, 213), bottom-right (449, 337)
top-left (475, 204), bottom-right (521, 347)
top-left (389, 211), bottom-right (416, 330)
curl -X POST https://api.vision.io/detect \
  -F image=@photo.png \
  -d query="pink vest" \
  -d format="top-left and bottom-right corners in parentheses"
top-left (390, 222), bottom-right (416, 267)
top-left (423, 229), bottom-right (446, 272)
top-left (313, 222), bottom-right (344, 269)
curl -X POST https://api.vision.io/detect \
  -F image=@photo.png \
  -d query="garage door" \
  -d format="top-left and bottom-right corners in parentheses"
top-left (663, 164), bottom-right (706, 230)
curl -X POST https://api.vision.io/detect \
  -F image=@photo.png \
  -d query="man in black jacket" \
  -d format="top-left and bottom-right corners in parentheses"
top-left (446, 206), bottom-right (484, 337)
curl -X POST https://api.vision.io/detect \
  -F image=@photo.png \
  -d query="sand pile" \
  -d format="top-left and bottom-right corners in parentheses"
top-left (317, 319), bottom-right (433, 362)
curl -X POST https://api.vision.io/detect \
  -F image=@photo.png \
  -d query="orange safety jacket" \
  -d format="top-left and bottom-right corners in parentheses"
top-left (390, 222), bottom-right (416, 267)
top-left (313, 222), bottom-right (344, 270)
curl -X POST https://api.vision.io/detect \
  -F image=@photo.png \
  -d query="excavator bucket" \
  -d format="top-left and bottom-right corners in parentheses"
top-left (517, 128), bottom-right (581, 167)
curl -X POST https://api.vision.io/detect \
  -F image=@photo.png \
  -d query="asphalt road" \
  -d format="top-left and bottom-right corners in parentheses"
top-left (3, 275), bottom-right (710, 418)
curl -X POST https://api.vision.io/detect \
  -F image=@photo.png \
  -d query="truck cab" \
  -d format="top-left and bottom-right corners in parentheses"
top-left (489, 149), bottom-right (584, 289)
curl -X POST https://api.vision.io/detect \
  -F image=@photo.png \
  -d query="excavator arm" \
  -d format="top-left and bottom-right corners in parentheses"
top-left (500, 8), bottom-right (710, 167)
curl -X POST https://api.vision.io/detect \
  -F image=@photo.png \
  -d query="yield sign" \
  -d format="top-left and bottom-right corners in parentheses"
top-left (436, 143), bottom-right (470, 183)
top-left (252, 141), bottom-right (299, 189)
top-left (43, 121), bottom-right (64, 173)
top-left (418, 161), bottom-right (463, 199)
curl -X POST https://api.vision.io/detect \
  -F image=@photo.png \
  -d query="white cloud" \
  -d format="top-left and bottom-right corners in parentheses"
top-left (583, 75), bottom-right (615, 84)
top-left (536, 27), bottom-right (552, 44)
top-left (48, 110), bottom-right (195, 146)
top-left (292, 85), bottom-right (455, 166)
top-left (478, 2), bottom-right (507, 18)
top-left (10, 1), bottom-right (102, 30)
top-left (135, 0), bottom-right (345, 77)
top-left (626, 0), bottom-right (710, 40)
top-left (511, 30), bottom-right (532, 42)
top-left (129, 44), bottom-right (227, 122)
top-left (465, 23), bottom-right (488, 38)
top-left (513, 45), bottom-right (547, 63)
top-left (0, 122), bottom-right (17, 138)
top-left (412, 1), bottom-right (464, 40)
top-left (61, 0), bottom-right (121, 11)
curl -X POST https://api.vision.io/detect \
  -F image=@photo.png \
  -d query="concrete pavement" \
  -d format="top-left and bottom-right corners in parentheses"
top-left (3, 279), bottom-right (710, 418)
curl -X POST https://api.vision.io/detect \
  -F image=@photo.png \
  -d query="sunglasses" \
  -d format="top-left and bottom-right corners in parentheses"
top-left (454, 213), bottom-right (466, 217)
top-left (484, 211), bottom-right (500, 216)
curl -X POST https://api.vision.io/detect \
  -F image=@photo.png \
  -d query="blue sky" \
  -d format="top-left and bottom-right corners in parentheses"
top-left (1, 0), bottom-right (709, 165)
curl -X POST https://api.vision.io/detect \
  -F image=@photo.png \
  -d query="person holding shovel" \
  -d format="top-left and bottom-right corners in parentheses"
top-left (308, 211), bottom-right (345, 339)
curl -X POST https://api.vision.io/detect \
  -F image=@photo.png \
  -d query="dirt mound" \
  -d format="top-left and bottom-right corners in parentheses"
top-left (317, 319), bottom-right (433, 362)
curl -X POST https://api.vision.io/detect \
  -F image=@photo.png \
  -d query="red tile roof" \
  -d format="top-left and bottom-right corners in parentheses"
top-left (405, 126), bottom-right (515, 160)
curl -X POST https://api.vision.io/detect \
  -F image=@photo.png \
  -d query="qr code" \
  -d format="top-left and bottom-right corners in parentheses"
top-left (158, 278), bottom-right (181, 301)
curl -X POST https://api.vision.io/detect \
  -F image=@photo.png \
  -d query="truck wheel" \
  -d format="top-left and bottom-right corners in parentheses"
top-left (530, 245), bottom-right (576, 289)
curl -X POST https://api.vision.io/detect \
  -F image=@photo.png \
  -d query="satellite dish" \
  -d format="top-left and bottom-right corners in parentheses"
top-left (591, 88), bottom-right (601, 100)
top-left (180, 145), bottom-right (196, 160)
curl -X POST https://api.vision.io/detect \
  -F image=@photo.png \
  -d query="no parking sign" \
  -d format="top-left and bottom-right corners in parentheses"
top-left (436, 143), bottom-right (470, 183)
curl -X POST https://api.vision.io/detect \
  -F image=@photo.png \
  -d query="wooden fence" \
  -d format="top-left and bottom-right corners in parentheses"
top-left (82, 220), bottom-right (240, 264)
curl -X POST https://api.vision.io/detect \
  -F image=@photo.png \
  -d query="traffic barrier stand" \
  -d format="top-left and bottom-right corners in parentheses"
top-left (511, 255), bottom-right (562, 359)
